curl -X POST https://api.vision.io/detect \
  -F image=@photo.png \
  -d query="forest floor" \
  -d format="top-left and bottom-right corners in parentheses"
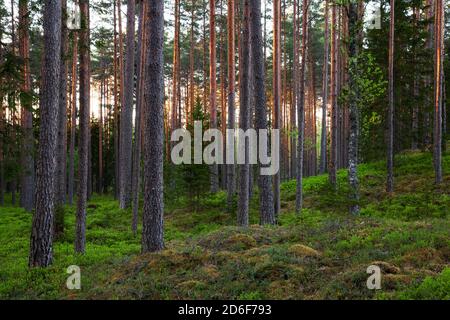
top-left (0, 148), bottom-right (449, 300)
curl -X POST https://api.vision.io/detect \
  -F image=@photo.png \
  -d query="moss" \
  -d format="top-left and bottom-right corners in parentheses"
top-left (288, 244), bottom-right (321, 258)
top-left (370, 261), bottom-right (401, 274)
top-left (223, 234), bottom-right (257, 251)
top-left (0, 149), bottom-right (449, 300)
top-left (396, 268), bottom-right (450, 300)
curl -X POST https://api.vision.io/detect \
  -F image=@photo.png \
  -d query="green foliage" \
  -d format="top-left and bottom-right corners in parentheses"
top-left (0, 149), bottom-right (449, 300)
top-left (396, 268), bottom-right (450, 300)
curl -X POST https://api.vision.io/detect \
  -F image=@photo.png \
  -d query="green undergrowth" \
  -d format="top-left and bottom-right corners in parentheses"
top-left (0, 148), bottom-right (448, 299)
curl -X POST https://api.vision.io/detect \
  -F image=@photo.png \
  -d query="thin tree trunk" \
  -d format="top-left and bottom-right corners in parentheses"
top-left (348, 1), bottom-right (360, 215)
top-left (249, 0), bottom-right (275, 225)
top-left (291, 0), bottom-right (298, 180)
top-left (189, 0), bottom-right (196, 127)
top-left (119, 0), bottom-right (135, 209)
top-left (68, 31), bottom-right (78, 206)
top-left (273, 0), bottom-right (281, 217)
top-left (295, 0), bottom-right (308, 213)
top-left (172, 0), bottom-right (180, 133)
top-left (18, 0), bottom-right (35, 211)
top-left (238, 0), bottom-right (250, 227)
top-left (209, 0), bottom-right (219, 193)
top-left (320, 0), bottom-right (329, 174)
top-left (142, 0), bottom-right (165, 253)
top-left (132, 1), bottom-right (146, 235)
top-left (203, 0), bottom-right (208, 115)
top-left (226, 0), bottom-right (236, 210)
top-left (99, 78), bottom-right (103, 194)
top-left (434, 0), bottom-right (444, 184)
top-left (29, 0), bottom-right (61, 268)
top-left (54, 0), bottom-right (68, 237)
top-left (329, 1), bottom-right (337, 187)
top-left (113, 0), bottom-right (120, 199)
top-left (219, 0), bottom-right (226, 190)
top-left (387, 0), bottom-right (395, 193)
top-left (75, 0), bottom-right (90, 254)
top-left (412, 6), bottom-right (420, 150)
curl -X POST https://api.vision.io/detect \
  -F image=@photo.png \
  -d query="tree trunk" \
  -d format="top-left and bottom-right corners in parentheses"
top-left (227, 0), bottom-right (236, 210)
top-left (68, 31), bottom-right (78, 206)
top-left (348, 1), bottom-right (360, 215)
top-left (238, 0), bottom-right (250, 227)
top-left (189, 0), bottom-right (196, 127)
top-left (171, 0), bottom-right (180, 133)
top-left (249, 0), bottom-right (275, 225)
top-left (434, 0), bottom-right (444, 184)
top-left (295, 0), bottom-right (308, 214)
top-left (54, 0), bottom-right (68, 237)
top-left (142, 0), bottom-right (165, 253)
top-left (291, 0), bottom-right (298, 180)
top-left (99, 77), bottom-right (103, 194)
top-left (273, 0), bottom-right (281, 217)
top-left (328, 1), bottom-right (337, 188)
top-left (320, 0), bottom-right (329, 174)
top-left (113, 0), bottom-right (120, 199)
top-left (75, 0), bottom-right (90, 254)
top-left (29, 0), bottom-right (61, 268)
top-left (119, 0), bottom-right (135, 209)
top-left (387, 0), bottom-right (395, 193)
top-left (18, 0), bottom-right (35, 212)
top-left (412, 6), bottom-right (420, 150)
top-left (209, 0), bottom-right (219, 193)
top-left (132, 1), bottom-right (147, 235)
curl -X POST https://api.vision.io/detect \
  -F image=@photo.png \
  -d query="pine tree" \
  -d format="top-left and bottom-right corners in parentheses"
top-left (387, 0), bottom-right (395, 193)
top-left (75, 0), bottom-right (90, 254)
top-left (249, 0), bottom-right (275, 225)
top-left (226, 0), bottom-right (236, 210)
top-left (238, 0), bottom-right (250, 227)
top-left (295, 0), bottom-right (308, 214)
top-left (18, 0), bottom-right (34, 212)
top-left (29, 0), bottom-right (62, 267)
top-left (119, 0), bottom-right (135, 209)
top-left (142, 0), bottom-right (165, 253)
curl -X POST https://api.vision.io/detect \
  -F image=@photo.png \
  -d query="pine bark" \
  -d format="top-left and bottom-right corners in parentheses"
top-left (189, 0), bottom-right (196, 127)
top-left (119, 0), bottom-right (135, 209)
top-left (387, 0), bottom-right (395, 193)
top-left (295, 0), bottom-right (308, 214)
top-left (226, 0), bottom-right (236, 210)
top-left (348, 1), bottom-right (360, 215)
top-left (54, 0), bottom-right (68, 236)
top-left (291, 0), bottom-right (298, 180)
top-left (237, 0), bottom-right (250, 227)
top-left (99, 77), bottom-right (103, 194)
top-left (18, 0), bottom-right (35, 211)
top-left (249, 0), bottom-right (275, 225)
top-left (132, 1), bottom-right (146, 235)
top-left (75, 0), bottom-right (90, 254)
top-left (329, 1), bottom-right (337, 187)
top-left (434, 0), bottom-right (444, 184)
top-left (113, 0), bottom-right (120, 199)
top-left (209, 0), bottom-right (219, 193)
top-left (68, 31), bottom-right (78, 205)
top-left (142, 0), bottom-right (165, 253)
top-left (320, 0), bottom-right (329, 174)
top-left (171, 0), bottom-right (180, 132)
top-left (29, 0), bottom-right (61, 267)
top-left (273, 0), bottom-right (281, 216)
